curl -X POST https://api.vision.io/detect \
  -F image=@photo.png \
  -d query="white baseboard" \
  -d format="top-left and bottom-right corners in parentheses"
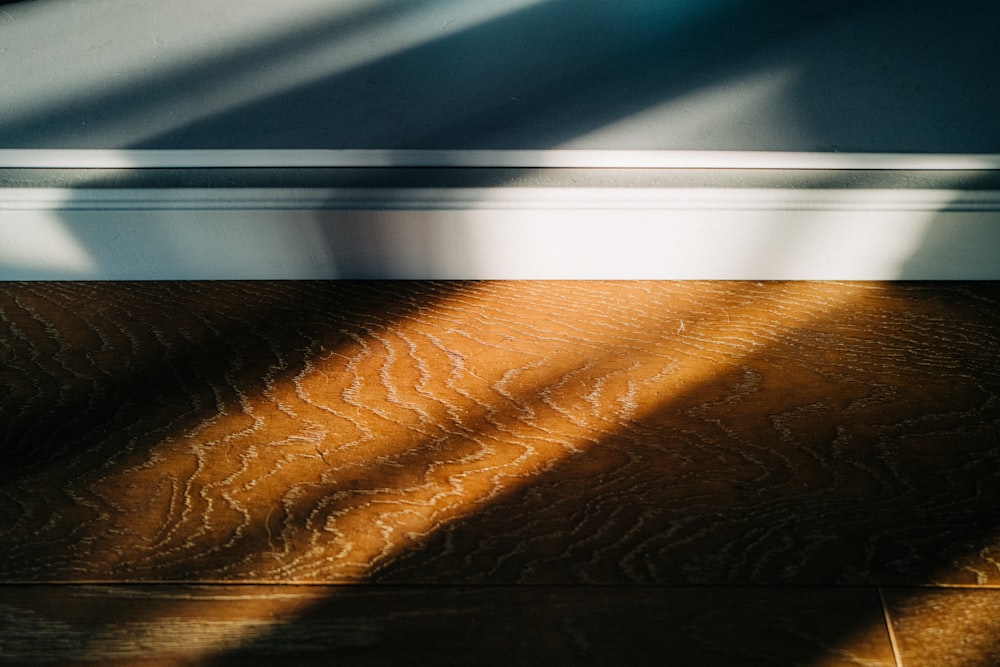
top-left (2, 150), bottom-right (998, 280)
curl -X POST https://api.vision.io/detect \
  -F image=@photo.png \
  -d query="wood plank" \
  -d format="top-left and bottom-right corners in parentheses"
top-left (1, 281), bottom-right (999, 584)
top-left (0, 585), bottom-right (895, 666)
top-left (882, 587), bottom-right (1000, 667)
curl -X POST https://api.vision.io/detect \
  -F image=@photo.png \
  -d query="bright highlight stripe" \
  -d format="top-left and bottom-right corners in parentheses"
top-left (2, 150), bottom-right (1000, 170)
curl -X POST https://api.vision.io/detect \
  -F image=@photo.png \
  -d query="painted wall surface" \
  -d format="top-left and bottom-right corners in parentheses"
top-left (0, 0), bottom-right (997, 279)
top-left (1, 0), bottom-right (998, 152)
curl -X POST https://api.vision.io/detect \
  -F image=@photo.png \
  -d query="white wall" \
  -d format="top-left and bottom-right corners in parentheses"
top-left (1, 0), bottom-right (998, 279)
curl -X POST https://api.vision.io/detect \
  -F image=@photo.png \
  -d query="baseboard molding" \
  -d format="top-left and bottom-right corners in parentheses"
top-left (4, 149), bottom-right (1000, 170)
top-left (2, 151), bottom-right (998, 280)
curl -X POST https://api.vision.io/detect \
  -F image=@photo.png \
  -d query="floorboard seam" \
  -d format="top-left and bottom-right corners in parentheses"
top-left (878, 587), bottom-right (905, 667)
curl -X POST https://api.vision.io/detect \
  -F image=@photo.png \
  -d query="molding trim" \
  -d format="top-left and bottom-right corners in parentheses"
top-left (4, 149), bottom-right (1000, 170)
top-left (4, 186), bottom-right (1000, 213)
top-left (1, 152), bottom-right (998, 280)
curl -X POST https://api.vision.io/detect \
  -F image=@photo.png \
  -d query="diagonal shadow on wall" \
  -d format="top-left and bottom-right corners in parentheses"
top-left (2, 0), bottom-right (1000, 663)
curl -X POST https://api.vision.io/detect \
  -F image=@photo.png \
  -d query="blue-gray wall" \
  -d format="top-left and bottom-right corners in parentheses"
top-left (2, 0), bottom-right (998, 152)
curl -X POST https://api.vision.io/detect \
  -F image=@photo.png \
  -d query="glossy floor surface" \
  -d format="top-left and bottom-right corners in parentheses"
top-left (1, 281), bottom-right (998, 664)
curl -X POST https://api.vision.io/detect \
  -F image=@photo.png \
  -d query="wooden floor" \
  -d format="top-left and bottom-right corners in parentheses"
top-left (1, 281), bottom-right (999, 665)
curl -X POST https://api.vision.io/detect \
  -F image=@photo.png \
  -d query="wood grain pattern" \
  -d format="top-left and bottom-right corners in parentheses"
top-left (883, 587), bottom-right (1000, 667)
top-left (1, 281), bottom-right (999, 585)
top-left (0, 585), bottom-right (894, 666)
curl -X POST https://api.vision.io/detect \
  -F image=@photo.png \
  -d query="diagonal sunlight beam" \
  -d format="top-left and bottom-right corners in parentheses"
top-left (5, 281), bottom-right (879, 582)
top-left (0, 0), bottom-right (552, 149)
top-left (880, 587), bottom-right (1000, 666)
top-left (0, 282), bottom-right (846, 582)
top-left (282, 282), bottom-right (886, 582)
top-left (2, 281), bottom-right (999, 662)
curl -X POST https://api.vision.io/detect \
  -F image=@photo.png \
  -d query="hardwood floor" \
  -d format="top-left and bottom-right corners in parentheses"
top-left (0, 585), bottom-right (895, 666)
top-left (1, 281), bottom-right (998, 664)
